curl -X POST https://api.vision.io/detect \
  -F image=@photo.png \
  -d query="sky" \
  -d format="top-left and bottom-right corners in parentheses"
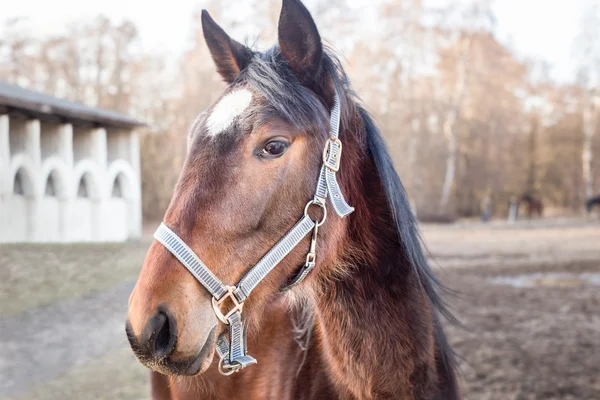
top-left (1, 0), bottom-right (593, 83)
top-left (490, 0), bottom-right (587, 80)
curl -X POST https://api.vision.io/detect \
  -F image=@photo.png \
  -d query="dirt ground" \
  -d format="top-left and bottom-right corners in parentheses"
top-left (1, 217), bottom-right (599, 399)
top-left (422, 218), bottom-right (600, 400)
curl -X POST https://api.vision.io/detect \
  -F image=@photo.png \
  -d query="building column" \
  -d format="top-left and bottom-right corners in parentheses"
top-left (0, 115), bottom-right (8, 242)
top-left (24, 119), bottom-right (43, 241)
top-left (57, 123), bottom-right (73, 242)
top-left (91, 127), bottom-right (107, 241)
top-left (128, 131), bottom-right (142, 237)
top-left (0, 115), bottom-right (9, 196)
top-left (58, 123), bottom-right (74, 169)
top-left (91, 127), bottom-right (107, 170)
top-left (25, 119), bottom-right (41, 167)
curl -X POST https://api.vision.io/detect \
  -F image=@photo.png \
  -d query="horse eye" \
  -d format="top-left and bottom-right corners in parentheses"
top-left (260, 140), bottom-right (289, 158)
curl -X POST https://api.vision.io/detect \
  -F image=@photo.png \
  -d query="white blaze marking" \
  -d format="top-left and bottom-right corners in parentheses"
top-left (206, 89), bottom-right (253, 137)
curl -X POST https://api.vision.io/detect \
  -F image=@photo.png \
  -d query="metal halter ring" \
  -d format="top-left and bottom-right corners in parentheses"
top-left (304, 199), bottom-right (327, 226)
top-left (218, 358), bottom-right (241, 376)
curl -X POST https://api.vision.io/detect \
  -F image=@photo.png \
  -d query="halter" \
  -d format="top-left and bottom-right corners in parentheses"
top-left (153, 93), bottom-right (353, 375)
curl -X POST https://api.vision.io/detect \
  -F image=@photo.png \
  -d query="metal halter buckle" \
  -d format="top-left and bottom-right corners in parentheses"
top-left (305, 252), bottom-right (316, 269)
top-left (305, 223), bottom-right (319, 270)
top-left (323, 137), bottom-right (342, 172)
top-left (211, 286), bottom-right (244, 324)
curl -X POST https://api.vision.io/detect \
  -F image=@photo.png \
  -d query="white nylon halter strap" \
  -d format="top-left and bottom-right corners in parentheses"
top-left (154, 224), bottom-right (228, 299)
top-left (234, 215), bottom-right (315, 301)
top-left (316, 94), bottom-right (354, 217)
top-left (152, 92), bottom-right (353, 375)
top-left (153, 216), bottom-right (316, 372)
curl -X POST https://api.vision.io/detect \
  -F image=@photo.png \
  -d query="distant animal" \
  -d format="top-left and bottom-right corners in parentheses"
top-left (520, 194), bottom-right (543, 219)
top-left (586, 194), bottom-right (600, 213)
top-left (125, 0), bottom-right (461, 399)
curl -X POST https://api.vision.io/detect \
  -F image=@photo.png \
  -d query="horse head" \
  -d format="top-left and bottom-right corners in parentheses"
top-left (126, 0), bottom-right (357, 376)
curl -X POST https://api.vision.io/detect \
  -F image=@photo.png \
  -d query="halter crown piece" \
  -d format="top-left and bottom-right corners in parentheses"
top-left (153, 93), bottom-right (353, 375)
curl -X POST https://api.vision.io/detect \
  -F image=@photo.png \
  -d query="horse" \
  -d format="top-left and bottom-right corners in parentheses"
top-left (520, 193), bottom-right (543, 219)
top-left (587, 194), bottom-right (600, 214)
top-left (126, 1), bottom-right (461, 398)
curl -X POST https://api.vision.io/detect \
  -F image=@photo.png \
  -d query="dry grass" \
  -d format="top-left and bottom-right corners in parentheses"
top-left (0, 239), bottom-right (151, 317)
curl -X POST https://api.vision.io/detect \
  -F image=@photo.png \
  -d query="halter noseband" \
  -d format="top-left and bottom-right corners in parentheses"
top-left (153, 93), bottom-right (353, 375)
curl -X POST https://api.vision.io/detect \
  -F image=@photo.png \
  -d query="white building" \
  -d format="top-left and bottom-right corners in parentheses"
top-left (0, 82), bottom-right (144, 243)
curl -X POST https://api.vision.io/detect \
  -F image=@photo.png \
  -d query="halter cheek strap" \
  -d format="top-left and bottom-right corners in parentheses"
top-left (153, 93), bottom-right (353, 375)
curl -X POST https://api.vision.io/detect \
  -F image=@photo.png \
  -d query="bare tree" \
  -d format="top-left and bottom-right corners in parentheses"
top-left (576, 2), bottom-right (600, 199)
top-left (439, 33), bottom-right (472, 210)
top-left (433, 0), bottom-right (495, 211)
top-left (2, 1), bottom-right (597, 219)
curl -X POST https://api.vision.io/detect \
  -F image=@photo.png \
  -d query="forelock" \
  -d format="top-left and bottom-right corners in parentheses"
top-left (243, 47), bottom-right (329, 134)
top-left (188, 46), bottom-right (353, 146)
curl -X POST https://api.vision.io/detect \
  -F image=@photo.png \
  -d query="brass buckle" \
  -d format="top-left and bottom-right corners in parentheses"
top-left (323, 137), bottom-right (342, 172)
top-left (212, 286), bottom-right (244, 324)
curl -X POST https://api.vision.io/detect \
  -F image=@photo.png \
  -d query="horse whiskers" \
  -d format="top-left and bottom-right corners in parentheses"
top-left (168, 374), bottom-right (186, 392)
top-left (168, 374), bottom-right (215, 397)
top-left (167, 375), bottom-right (176, 389)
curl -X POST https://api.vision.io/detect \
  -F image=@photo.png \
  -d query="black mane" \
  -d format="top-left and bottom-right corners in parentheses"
top-left (356, 68), bottom-right (460, 395)
top-left (360, 105), bottom-right (460, 390)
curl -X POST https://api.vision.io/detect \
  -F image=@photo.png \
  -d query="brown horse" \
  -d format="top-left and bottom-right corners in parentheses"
top-left (520, 194), bottom-right (543, 219)
top-left (587, 194), bottom-right (600, 214)
top-left (126, 0), bottom-right (461, 398)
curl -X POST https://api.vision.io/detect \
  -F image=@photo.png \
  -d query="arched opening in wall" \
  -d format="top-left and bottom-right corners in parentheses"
top-left (12, 167), bottom-right (34, 197)
top-left (71, 172), bottom-right (99, 241)
top-left (45, 174), bottom-right (57, 197)
top-left (106, 172), bottom-right (131, 241)
top-left (77, 175), bottom-right (90, 198)
top-left (111, 175), bottom-right (124, 198)
top-left (13, 170), bottom-right (25, 195)
top-left (9, 167), bottom-right (35, 241)
top-left (40, 169), bottom-right (68, 242)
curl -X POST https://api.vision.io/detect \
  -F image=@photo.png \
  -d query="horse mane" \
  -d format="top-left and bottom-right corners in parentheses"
top-left (328, 48), bottom-right (460, 385)
top-left (241, 43), bottom-right (459, 382)
top-left (359, 105), bottom-right (460, 377)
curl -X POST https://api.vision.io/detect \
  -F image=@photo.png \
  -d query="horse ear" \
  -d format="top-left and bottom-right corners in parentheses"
top-left (201, 10), bottom-right (252, 83)
top-left (277, 0), bottom-right (323, 82)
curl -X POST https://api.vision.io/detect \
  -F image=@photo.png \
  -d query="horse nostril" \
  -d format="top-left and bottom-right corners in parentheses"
top-left (155, 314), bottom-right (171, 355)
top-left (148, 311), bottom-right (176, 358)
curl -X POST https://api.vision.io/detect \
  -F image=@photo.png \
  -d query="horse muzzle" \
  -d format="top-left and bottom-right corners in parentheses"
top-left (126, 303), bottom-right (219, 376)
